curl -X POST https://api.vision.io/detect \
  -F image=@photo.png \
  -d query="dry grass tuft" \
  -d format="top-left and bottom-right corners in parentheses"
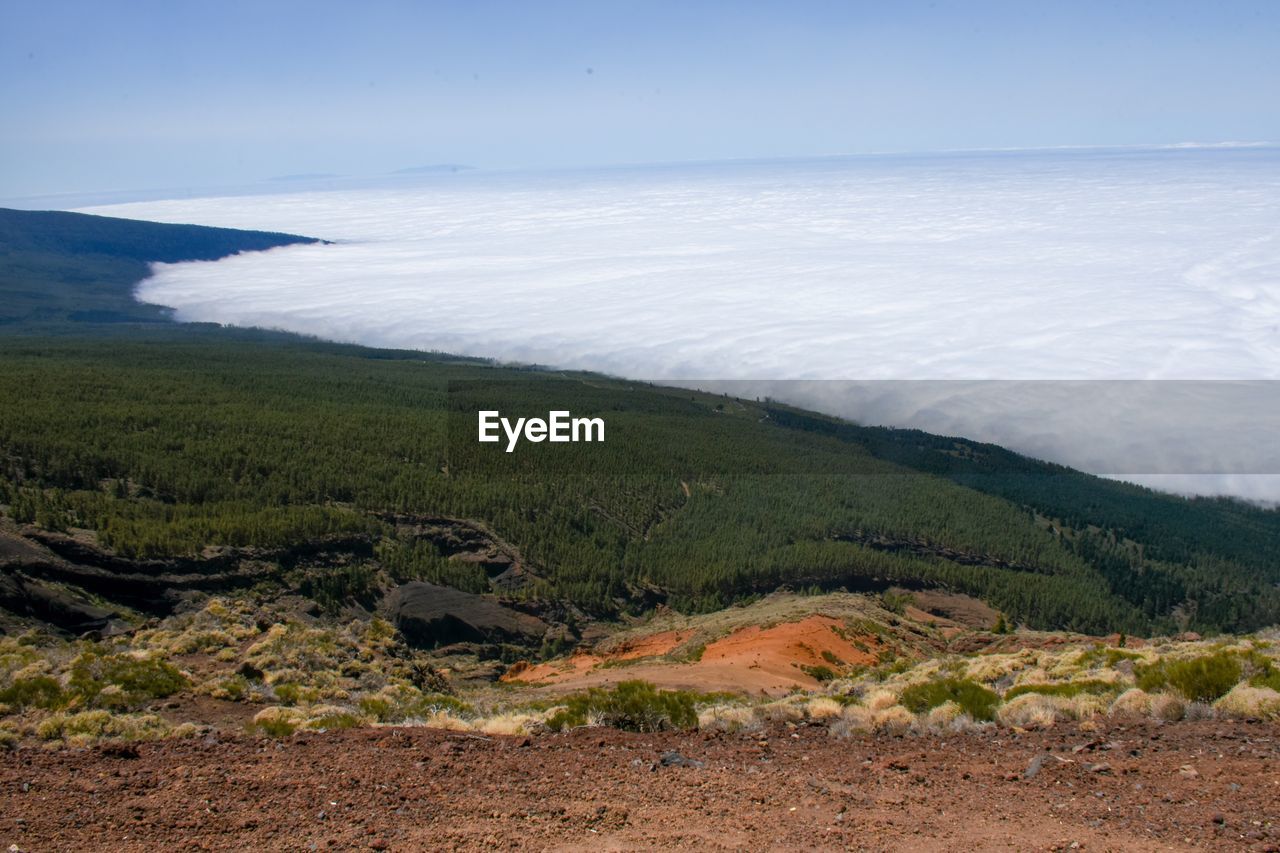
top-left (1214, 684), bottom-right (1280, 721)
top-left (1109, 687), bottom-right (1151, 716)
top-left (998, 694), bottom-right (1060, 729)
top-left (828, 704), bottom-right (873, 738)
top-left (697, 704), bottom-right (760, 733)
top-left (805, 696), bottom-right (843, 720)
top-left (864, 689), bottom-right (899, 712)
top-left (873, 704), bottom-right (915, 734)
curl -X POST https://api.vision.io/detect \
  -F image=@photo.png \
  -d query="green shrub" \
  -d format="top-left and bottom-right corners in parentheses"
top-left (1137, 652), bottom-right (1242, 702)
top-left (210, 674), bottom-right (250, 701)
top-left (872, 658), bottom-right (912, 681)
top-left (801, 664), bottom-right (838, 683)
top-left (356, 690), bottom-right (471, 723)
top-left (303, 709), bottom-right (364, 731)
top-left (251, 707), bottom-right (302, 738)
top-left (1077, 646), bottom-right (1143, 668)
top-left (880, 590), bottom-right (912, 615)
top-left (1250, 668), bottom-right (1280, 691)
top-left (255, 717), bottom-right (298, 738)
top-left (67, 650), bottom-right (188, 707)
top-left (1243, 650), bottom-right (1280, 691)
top-left (899, 678), bottom-right (999, 721)
top-left (1004, 680), bottom-right (1118, 701)
top-left (546, 680), bottom-right (699, 732)
top-left (273, 683), bottom-right (302, 705)
top-left (0, 674), bottom-right (66, 710)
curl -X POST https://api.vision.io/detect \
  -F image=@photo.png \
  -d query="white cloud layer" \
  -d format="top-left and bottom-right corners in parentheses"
top-left (83, 149), bottom-right (1280, 497)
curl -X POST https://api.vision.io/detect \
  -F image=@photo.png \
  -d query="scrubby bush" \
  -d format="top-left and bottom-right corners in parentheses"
top-left (1110, 687), bottom-right (1152, 716)
top-left (36, 710), bottom-right (171, 742)
top-left (864, 689), bottom-right (899, 712)
top-left (998, 694), bottom-right (1061, 728)
top-left (1004, 680), bottom-right (1117, 701)
top-left (801, 664), bottom-right (838, 683)
top-left (252, 706), bottom-right (303, 738)
top-left (67, 650), bottom-right (188, 708)
top-left (964, 654), bottom-right (1027, 684)
top-left (1241, 649), bottom-right (1280, 691)
top-left (38, 709), bottom-right (111, 740)
top-left (872, 704), bottom-right (916, 734)
top-left (355, 685), bottom-right (471, 723)
top-left (1149, 693), bottom-right (1186, 720)
top-left (880, 590), bottom-right (912, 615)
top-left (1214, 684), bottom-right (1280, 721)
top-left (805, 697), bottom-right (843, 720)
top-left (698, 703), bottom-right (759, 733)
top-left (1136, 652), bottom-right (1242, 702)
top-left (900, 677), bottom-right (999, 721)
top-left (300, 705), bottom-right (366, 731)
top-left (0, 674), bottom-right (65, 710)
top-left (474, 712), bottom-right (545, 736)
top-left (1077, 646), bottom-right (1145, 669)
top-left (921, 700), bottom-right (976, 732)
top-left (755, 697), bottom-right (806, 724)
top-left (203, 673), bottom-right (252, 701)
top-left (828, 704), bottom-right (874, 738)
top-left (546, 680), bottom-right (699, 732)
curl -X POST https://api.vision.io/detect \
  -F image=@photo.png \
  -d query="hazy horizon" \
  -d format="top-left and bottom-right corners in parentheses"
top-left (4, 0), bottom-right (1279, 197)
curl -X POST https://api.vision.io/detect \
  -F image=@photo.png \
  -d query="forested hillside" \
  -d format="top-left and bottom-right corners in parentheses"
top-left (1, 208), bottom-right (1278, 637)
top-left (0, 207), bottom-right (317, 326)
top-left (3, 332), bottom-right (1279, 635)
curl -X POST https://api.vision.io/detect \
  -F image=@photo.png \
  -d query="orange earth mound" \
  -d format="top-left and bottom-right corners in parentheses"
top-left (503, 615), bottom-right (883, 696)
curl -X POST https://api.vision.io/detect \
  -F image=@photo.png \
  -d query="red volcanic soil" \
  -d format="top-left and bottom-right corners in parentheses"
top-left (3, 719), bottom-right (1278, 851)
top-left (505, 615), bottom-right (883, 696)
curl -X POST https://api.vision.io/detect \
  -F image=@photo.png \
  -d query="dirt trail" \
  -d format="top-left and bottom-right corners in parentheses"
top-left (3, 720), bottom-right (1277, 851)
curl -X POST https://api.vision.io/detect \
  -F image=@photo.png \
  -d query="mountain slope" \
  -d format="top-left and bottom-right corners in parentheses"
top-left (0, 208), bottom-right (1278, 637)
top-left (0, 207), bottom-right (318, 327)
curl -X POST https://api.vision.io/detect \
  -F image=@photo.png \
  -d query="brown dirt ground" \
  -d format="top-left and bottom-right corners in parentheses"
top-left (906, 589), bottom-right (1000, 630)
top-left (3, 719), bottom-right (1277, 851)
top-left (505, 615), bottom-right (884, 696)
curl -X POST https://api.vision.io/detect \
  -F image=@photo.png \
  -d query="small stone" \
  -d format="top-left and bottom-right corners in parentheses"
top-left (659, 750), bottom-right (705, 769)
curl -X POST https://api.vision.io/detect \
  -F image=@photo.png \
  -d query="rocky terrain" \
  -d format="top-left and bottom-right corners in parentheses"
top-left (3, 719), bottom-right (1277, 851)
top-left (6, 514), bottom-right (1280, 851)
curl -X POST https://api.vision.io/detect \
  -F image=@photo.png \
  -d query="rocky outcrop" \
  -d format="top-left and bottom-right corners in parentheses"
top-left (0, 569), bottom-right (123, 634)
top-left (4, 526), bottom-right (375, 615)
top-left (377, 514), bottom-right (541, 593)
top-left (382, 581), bottom-right (547, 648)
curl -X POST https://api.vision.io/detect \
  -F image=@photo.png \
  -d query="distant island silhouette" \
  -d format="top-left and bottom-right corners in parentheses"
top-left (392, 164), bottom-right (475, 174)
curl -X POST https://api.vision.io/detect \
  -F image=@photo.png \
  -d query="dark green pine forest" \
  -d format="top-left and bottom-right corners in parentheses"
top-left (2, 207), bottom-right (1278, 636)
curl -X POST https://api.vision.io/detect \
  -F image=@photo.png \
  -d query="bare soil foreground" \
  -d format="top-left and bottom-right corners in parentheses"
top-left (3, 720), bottom-right (1277, 851)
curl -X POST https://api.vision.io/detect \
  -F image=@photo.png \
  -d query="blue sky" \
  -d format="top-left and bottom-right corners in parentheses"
top-left (2, 0), bottom-right (1278, 197)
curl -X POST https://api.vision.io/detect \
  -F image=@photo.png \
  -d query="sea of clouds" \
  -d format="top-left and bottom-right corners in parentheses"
top-left (83, 147), bottom-right (1280, 498)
